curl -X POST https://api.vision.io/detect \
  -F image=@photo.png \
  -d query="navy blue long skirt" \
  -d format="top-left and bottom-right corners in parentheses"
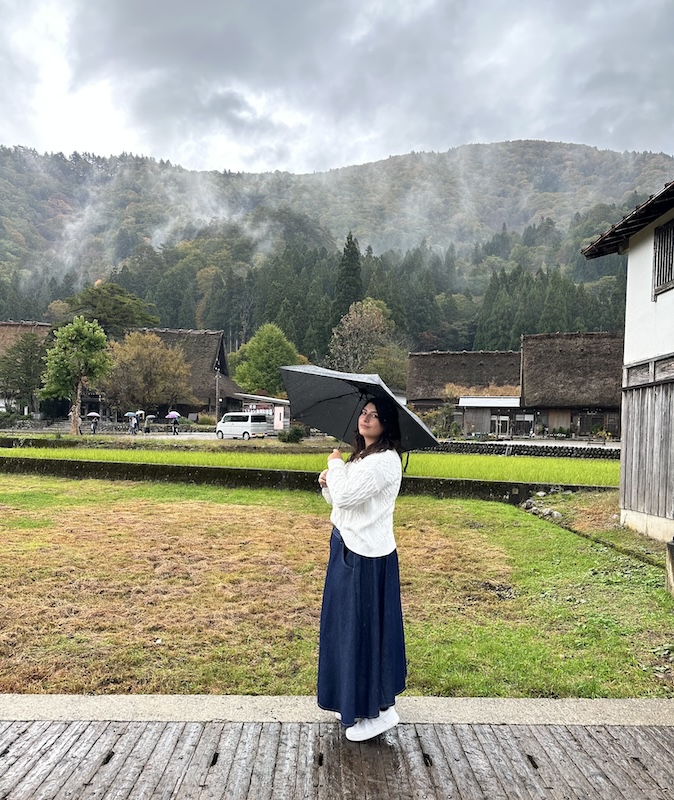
top-left (317, 528), bottom-right (406, 727)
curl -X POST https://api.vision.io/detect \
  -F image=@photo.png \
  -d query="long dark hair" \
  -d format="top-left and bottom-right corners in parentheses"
top-left (349, 396), bottom-right (403, 461)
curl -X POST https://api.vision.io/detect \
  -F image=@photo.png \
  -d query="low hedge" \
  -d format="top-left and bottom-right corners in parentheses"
top-left (432, 440), bottom-right (621, 459)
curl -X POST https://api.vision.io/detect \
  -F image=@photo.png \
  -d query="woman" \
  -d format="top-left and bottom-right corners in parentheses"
top-left (317, 396), bottom-right (406, 741)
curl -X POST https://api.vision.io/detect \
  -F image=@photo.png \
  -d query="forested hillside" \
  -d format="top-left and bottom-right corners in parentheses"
top-left (0, 140), bottom-right (672, 358)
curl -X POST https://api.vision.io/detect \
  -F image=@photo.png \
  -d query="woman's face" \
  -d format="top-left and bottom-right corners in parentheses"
top-left (358, 402), bottom-right (384, 445)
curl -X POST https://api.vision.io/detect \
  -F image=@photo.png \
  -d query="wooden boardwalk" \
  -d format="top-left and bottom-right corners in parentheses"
top-left (1, 718), bottom-right (673, 799)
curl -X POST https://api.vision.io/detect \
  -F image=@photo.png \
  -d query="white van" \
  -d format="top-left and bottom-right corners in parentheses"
top-left (216, 412), bottom-right (267, 440)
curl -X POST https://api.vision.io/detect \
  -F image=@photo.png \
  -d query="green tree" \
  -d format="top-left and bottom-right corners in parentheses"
top-left (67, 283), bottom-right (159, 340)
top-left (332, 232), bottom-right (362, 326)
top-left (364, 341), bottom-right (409, 390)
top-left (328, 298), bottom-right (394, 373)
top-left (233, 323), bottom-right (301, 395)
top-left (0, 332), bottom-right (48, 413)
top-left (100, 331), bottom-right (197, 412)
top-left (41, 316), bottom-right (112, 435)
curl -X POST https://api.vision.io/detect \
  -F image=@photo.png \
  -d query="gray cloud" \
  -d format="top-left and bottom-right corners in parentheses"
top-left (1, 0), bottom-right (674, 171)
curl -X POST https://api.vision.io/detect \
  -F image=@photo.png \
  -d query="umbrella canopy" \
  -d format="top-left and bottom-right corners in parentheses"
top-left (146, 414), bottom-right (157, 420)
top-left (280, 364), bottom-right (438, 452)
top-left (124, 412), bottom-right (137, 417)
top-left (86, 412), bottom-right (100, 418)
top-left (165, 411), bottom-right (180, 419)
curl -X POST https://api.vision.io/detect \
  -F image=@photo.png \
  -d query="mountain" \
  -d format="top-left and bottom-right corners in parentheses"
top-left (1, 140), bottom-right (673, 282)
top-left (0, 139), bottom-right (670, 357)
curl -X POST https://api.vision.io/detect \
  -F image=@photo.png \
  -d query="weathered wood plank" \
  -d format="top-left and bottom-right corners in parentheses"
top-left (197, 722), bottom-right (245, 800)
top-left (0, 720), bottom-right (14, 742)
top-left (535, 725), bottom-right (614, 799)
top-left (417, 723), bottom-right (477, 799)
top-left (474, 724), bottom-right (550, 800)
top-left (218, 721), bottom-right (263, 800)
top-left (525, 724), bottom-right (605, 800)
top-left (122, 721), bottom-right (187, 798)
top-left (0, 721), bottom-right (70, 795)
top-left (77, 720), bottom-right (149, 800)
top-left (457, 724), bottom-right (529, 800)
top-left (354, 729), bottom-right (407, 800)
top-left (2, 720), bottom-right (90, 800)
top-left (449, 723), bottom-right (509, 800)
top-left (395, 723), bottom-right (441, 799)
top-left (615, 726), bottom-right (674, 791)
top-left (25, 721), bottom-right (110, 800)
top-left (564, 725), bottom-right (658, 799)
top-left (291, 721), bottom-right (320, 800)
top-left (88, 720), bottom-right (168, 800)
top-left (315, 721), bottom-right (342, 800)
top-left (53, 720), bottom-right (132, 798)
top-left (268, 722), bottom-right (301, 800)
top-left (151, 721), bottom-right (206, 799)
top-left (371, 726), bottom-right (415, 800)
top-left (584, 725), bottom-right (669, 800)
top-left (245, 721), bottom-right (282, 800)
top-left (498, 725), bottom-right (569, 800)
top-left (165, 722), bottom-right (224, 800)
top-left (332, 727), bottom-right (359, 800)
top-left (0, 720), bottom-right (38, 768)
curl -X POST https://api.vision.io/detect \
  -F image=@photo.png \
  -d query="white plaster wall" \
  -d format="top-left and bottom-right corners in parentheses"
top-left (624, 208), bottom-right (674, 365)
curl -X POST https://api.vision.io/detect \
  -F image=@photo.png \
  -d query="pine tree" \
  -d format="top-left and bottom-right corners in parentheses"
top-left (332, 233), bottom-right (362, 326)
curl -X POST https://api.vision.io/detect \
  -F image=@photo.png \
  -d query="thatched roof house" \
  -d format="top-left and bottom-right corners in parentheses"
top-left (520, 332), bottom-right (623, 408)
top-left (0, 321), bottom-right (52, 355)
top-left (407, 350), bottom-right (521, 410)
top-left (144, 328), bottom-right (242, 414)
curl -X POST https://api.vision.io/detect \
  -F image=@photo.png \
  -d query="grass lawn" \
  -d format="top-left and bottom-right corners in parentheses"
top-left (0, 475), bottom-right (671, 698)
top-left (0, 444), bottom-right (620, 486)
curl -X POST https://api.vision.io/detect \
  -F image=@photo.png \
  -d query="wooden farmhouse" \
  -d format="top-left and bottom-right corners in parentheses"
top-left (407, 350), bottom-right (521, 411)
top-left (520, 332), bottom-right (623, 438)
top-left (144, 328), bottom-right (243, 418)
top-left (407, 334), bottom-right (622, 438)
top-left (583, 181), bottom-right (674, 541)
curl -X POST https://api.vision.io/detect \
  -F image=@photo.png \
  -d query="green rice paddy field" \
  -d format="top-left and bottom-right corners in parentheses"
top-left (0, 446), bottom-right (620, 486)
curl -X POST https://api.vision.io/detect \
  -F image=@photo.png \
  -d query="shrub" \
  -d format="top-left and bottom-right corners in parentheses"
top-left (278, 424), bottom-right (305, 443)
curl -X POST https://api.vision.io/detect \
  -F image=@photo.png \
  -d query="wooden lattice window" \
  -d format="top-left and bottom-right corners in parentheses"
top-left (653, 218), bottom-right (674, 296)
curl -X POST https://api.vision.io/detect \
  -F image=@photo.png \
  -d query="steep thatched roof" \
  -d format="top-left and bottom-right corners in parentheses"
top-left (143, 328), bottom-right (242, 406)
top-left (0, 321), bottom-right (51, 355)
top-left (521, 332), bottom-right (623, 408)
top-left (407, 350), bottom-right (522, 404)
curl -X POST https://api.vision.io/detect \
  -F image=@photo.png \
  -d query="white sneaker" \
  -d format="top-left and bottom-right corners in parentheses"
top-left (335, 712), bottom-right (341, 721)
top-left (345, 707), bottom-right (399, 742)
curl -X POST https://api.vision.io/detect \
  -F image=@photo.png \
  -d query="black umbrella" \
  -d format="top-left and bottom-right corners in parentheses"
top-left (280, 364), bottom-right (438, 452)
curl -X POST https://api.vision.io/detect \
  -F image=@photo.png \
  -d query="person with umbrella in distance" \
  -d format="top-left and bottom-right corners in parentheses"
top-left (317, 395), bottom-right (407, 742)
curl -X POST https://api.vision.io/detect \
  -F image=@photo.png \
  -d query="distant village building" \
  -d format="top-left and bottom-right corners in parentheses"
top-left (144, 328), bottom-right (243, 418)
top-left (407, 333), bottom-right (622, 439)
top-left (520, 332), bottom-right (623, 438)
top-left (0, 322), bottom-right (244, 420)
top-left (583, 181), bottom-right (674, 541)
top-left (407, 350), bottom-right (521, 412)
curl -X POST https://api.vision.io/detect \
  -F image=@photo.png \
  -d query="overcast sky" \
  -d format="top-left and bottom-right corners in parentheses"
top-left (2, 0), bottom-right (673, 174)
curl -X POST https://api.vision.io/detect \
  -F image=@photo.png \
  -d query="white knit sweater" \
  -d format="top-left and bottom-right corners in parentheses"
top-left (321, 449), bottom-right (402, 557)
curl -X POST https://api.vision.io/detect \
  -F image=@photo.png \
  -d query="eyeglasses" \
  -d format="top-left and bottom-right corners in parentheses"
top-left (360, 408), bottom-right (380, 420)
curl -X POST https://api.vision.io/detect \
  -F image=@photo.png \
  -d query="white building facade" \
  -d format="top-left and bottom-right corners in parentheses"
top-left (583, 183), bottom-right (674, 541)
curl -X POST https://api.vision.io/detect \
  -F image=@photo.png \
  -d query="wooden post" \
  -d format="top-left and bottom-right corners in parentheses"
top-left (666, 540), bottom-right (674, 597)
